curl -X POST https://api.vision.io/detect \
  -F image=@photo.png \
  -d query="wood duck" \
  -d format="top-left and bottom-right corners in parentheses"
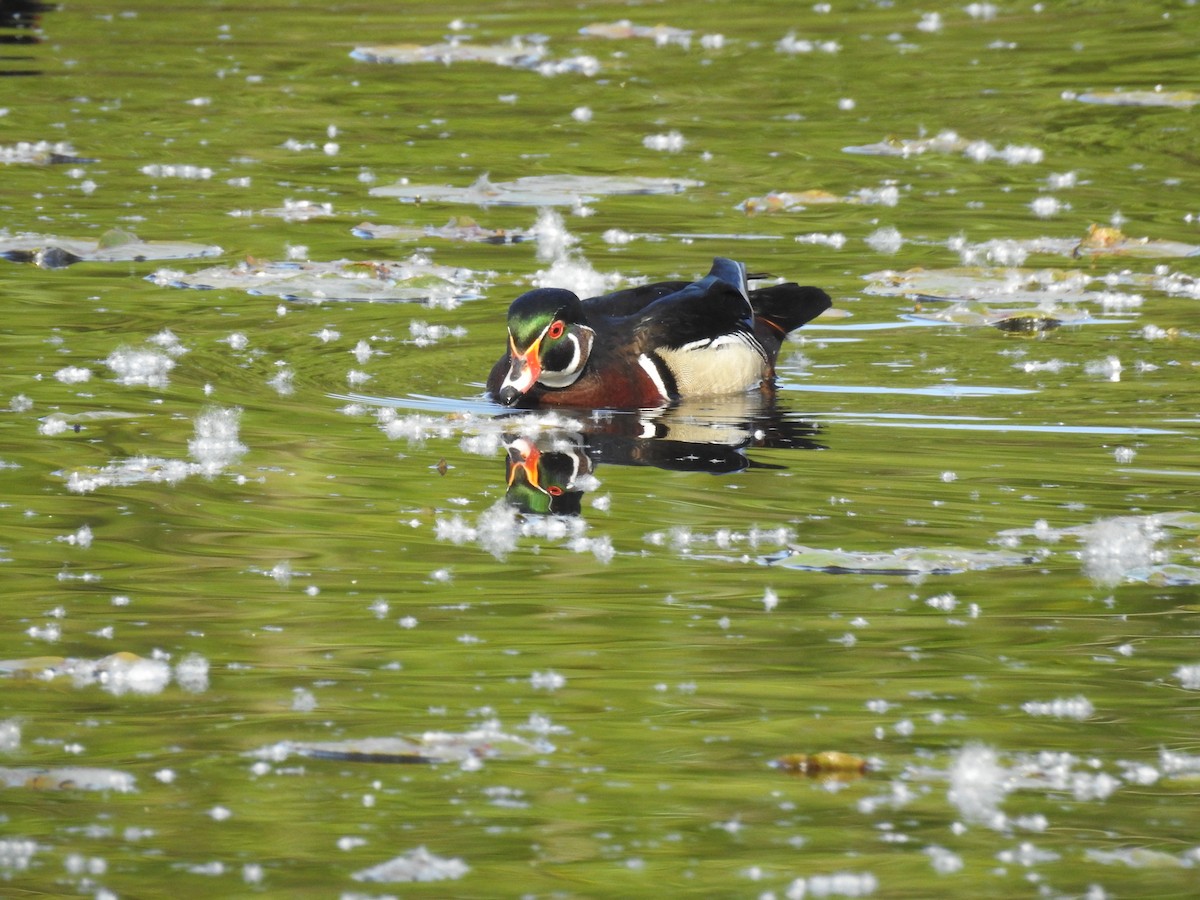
top-left (486, 257), bottom-right (831, 409)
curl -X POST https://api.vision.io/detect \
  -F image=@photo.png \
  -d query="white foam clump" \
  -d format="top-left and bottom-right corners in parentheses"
top-left (963, 140), bottom-right (1044, 164)
top-left (1084, 355), bottom-right (1122, 382)
top-left (948, 744), bottom-right (1009, 827)
top-left (1016, 358), bottom-right (1068, 374)
top-left (917, 11), bottom-right (943, 32)
top-left (966, 2), bottom-right (999, 19)
top-left (536, 54), bottom-right (600, 78)
top-left (642, 130), bottom-right (687, 152)
top-left (409, 321), bottom-right (466, 346)
top-left (188, 407), bottom-right (248, 473)
top-left (105, 347), bottom-right (177, 388)
top-left (645, 524), bottom-right (794, 551)
top-left (529, 208), bottom-right (579, 262)
top-left (175, 653), bottom-right (210, 693)
top-left (352, 847), bottom-right (468, 884)
top-left (531, 256), bottom-right (622, 301)
top-left (1096, 290), bottom-right (1143, 311)
top-left (1081, 515), bottom-right (1164, 586)
top-left (267, 367), bottom-right (295, 395)
top-left (58, 654), bottom-right (173, 696)
top-left (38, 417), bottom-right (72, 436)
top-left (140, 163), bottom-right (213, 180)
top-left (379, 410), bottom-right (461, 443)
top-left (435, 501), bottom-right (610, 562)
top-left (0, 720), bottom-right (20, 752)
top-left (796, 232), bottom-right (847, 249)
top-left (1030, 196), bottom-right (1066, 218)
top-left (924, 845), bottom-right (963, 874)
top-left (530, 670), bottom-right (566, 690)
top-left (570, 106), bottom-right (592, 122)
top-left (776, 33), bottom-right (841, 54)
top-left (865, 227), bottom-right (903, 254)
top-left (66, 406), bottom-right (246, 494)
top-left (58, 524), bottom-right (94, 548)
top-left (602, 228), bottom-right (636, 245)
top-left (852, 184), bottom-right (899, 206)
top-left (0, 836), bottom-right (38, 874)
top-left (435, 503), bottom-right (518, 560)
top-left (925, 592), bottom-right (957, 611)
top-left (785, 871), bottom-right (878, 898)
top-left (1176, 665), bottom-right (1200, 689)
top-left (54, 366), bottom-right (92, 384)
top-left (1021, 695), bottom-right (1095, 720)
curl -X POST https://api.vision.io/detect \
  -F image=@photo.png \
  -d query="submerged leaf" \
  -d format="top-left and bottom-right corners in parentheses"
top-left (0, 141), bottom-right (96, 165)
top-left (350, 40), bottom-right (598, 76)
top-left (0, 231), bottom-right (222, 268)
top-left (370, 173), bottom-right (702, 207)
top-left (1074, 90), bottom-right (1200, 108)
top-left (353, 217), bottom-right (528, 244)
top-left (0, 766), bottom-right (136, 792)
top-left (772, 751), bottom-right (869, 779)
top-left (251, 726), bottom-right (550, 766)
top-left (770, 544), bottom-right (1032, 575)
top-left (351, 40), bottom-right (544, 67)
top-left (579, 20), bottom-right (693, 45)
top-left (149, 255), bottom-right (489, 305)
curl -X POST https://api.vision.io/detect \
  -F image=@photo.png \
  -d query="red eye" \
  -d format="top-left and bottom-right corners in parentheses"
top-left (547, 320), bottom-right (565, 340)
top-left (547, 486), bottom-right (563, 496)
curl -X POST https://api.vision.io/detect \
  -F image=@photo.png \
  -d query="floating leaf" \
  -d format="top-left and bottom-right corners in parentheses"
top-left (148, 255), bottom-right (490, 305)
top-left (251, 726), bottom-right (550, 766)
top-left (902, 302), bottom-right (1091, 331)
top-left (353, 217), bottom-right (528, 244)
top-left (1074, 90), bottom-right (1200, 109)
top-left (990, 312), bottom-right (1064, 333)
top-left (864, 267), bottom-right (1137, 306)
top-left (370, 173), bottom-right (703, 207)
top-left (844, 130), bottom-right (1043, 164)
top-left (352, 40), bottom-right (543, 66)
top-left (233, 200), bottom-right (338, 222)
top-left (1, 230), bottom-right (222, 269)
top-left (351, 41), bottom-right (598, 76)
top-left (772, 751), bottom-right (869, 778)
top-left (0, 651), bottom-right (194, 696)
top-left (768, 544), bottom-right (1033, 575)
top-left (737, 186), bottom-right (899, 214)
top-left (738, 190), bottom-right (844, 214)
top-left (1071, 223), bottom-right (1199, 258)
top-left (0, 766), bottom-right (136, 792)
top-left (0, 141), bottom-right (97, 166)
top-left (579, 20), bottom-right (693, 45)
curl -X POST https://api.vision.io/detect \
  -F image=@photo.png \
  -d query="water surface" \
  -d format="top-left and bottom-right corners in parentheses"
top-left (2, 1), bottom-right (1199, 897)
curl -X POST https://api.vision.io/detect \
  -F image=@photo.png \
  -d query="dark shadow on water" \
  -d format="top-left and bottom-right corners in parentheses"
top-left (502, 394), bottom-right (825, 515)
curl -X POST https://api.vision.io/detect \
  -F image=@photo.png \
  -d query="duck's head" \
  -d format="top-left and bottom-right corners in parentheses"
top-left (496, 288), bottom-right (595, 407)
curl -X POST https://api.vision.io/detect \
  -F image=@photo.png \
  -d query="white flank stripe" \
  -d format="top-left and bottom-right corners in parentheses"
top-left (638, 353), bottom-right (671, 401)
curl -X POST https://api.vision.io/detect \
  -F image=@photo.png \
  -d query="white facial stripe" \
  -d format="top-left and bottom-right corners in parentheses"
top-left (538, 325), bottom-right (594, 389)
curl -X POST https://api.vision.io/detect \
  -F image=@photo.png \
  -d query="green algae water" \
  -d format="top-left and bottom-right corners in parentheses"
top-left (2, 1), bottom-right (1200, 896)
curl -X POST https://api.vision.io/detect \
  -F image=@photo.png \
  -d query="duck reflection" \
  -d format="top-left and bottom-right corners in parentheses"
top-left (502, 394), bottom-right (823, 515)
top-left (1, 1), bottom-right (54, 77)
